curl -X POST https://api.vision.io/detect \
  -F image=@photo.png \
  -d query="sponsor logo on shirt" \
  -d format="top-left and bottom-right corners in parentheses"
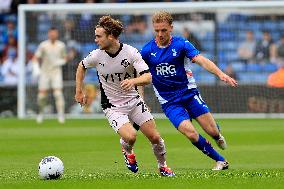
top-left (121, 59), bottom-right (130, 68)
top-left (101, 72), bottom-right (132, 82)
top-left (172, 48), bottom-right (177, 57)
top-left (151, 52), bottom-right (157, 57)
top-left (156, 63), bottom-right (176, 77)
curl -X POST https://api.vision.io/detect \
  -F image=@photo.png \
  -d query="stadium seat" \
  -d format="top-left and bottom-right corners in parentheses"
top-left (238, 72), bottom-right (269, 84)
top-left (231, 62), bottom-right (246, 72)
top-left (195, 72), bottom-right (216, 84)
top-left (261, 63), bottom-right (278, 73)
top-left (27, 43), bottom-right (38, 52)
top-left (246, 63), bottom-right (262, 72)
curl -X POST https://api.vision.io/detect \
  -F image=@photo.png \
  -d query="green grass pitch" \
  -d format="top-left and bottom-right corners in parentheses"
top-left (0, 118), bottom-right (283, 189)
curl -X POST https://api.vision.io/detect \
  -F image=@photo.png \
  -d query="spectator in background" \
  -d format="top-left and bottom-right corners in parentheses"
top-left (255, 31), bottom-right (274, 63)
top-left (63, 45), bottom-right (82, 81)
top-left (126, 15), bottom-right (148, 35)
top-left (238, 30), bottom-right (256, 64)
top-left (267, 65), bottom-right (284, 88)
top-left (1, 49), bottom-right (18, 85)
top-left (61, 18), bottom-right (76, 44)
top-left (182, 27), bottom-right (202, 51)
top-left (271, 34), bottom-right (284, 66)
top-left (223, 64), bottom-right (238, 81)
top-left (2, 35), bottom-right (17, 61)
top-left (70, 84), bottom-right (101, 114)
top-left (2, 20), bottom-right (17, 42)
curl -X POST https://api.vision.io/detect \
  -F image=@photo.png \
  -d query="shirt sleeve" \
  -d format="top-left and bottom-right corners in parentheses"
top-left (132, 48), bottom-right (149, 75)
top-left (35, 43), bottom-right (43, 58)
top-left (82, 50), bottom-right (98, 69)
top-left (184, 39), bottom-right (200, 60)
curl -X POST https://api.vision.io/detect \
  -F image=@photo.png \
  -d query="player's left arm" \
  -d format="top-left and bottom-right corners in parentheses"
top-left (121, 71), bottom-right (151, 91)
top-left (194, 55), bottom-right (238, 87)
top-left (55, 43), bottom-right (68, 66)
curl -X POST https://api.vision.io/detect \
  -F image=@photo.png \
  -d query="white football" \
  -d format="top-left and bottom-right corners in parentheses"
top-left (38, 156), bottom-right (64, 180)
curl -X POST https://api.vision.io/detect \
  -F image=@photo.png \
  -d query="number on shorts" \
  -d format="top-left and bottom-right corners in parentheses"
top-left (194, 94), bottom-right (205, 105)
top-left (137, 101), bottom-right (148, 113)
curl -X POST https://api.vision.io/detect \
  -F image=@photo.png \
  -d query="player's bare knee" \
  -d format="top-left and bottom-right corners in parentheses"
top-left (125, 133), bottom-right (137, 145)
top-left (185, 131), bottom-right (199, 142)
top-left (148, 134), bottom-right (161, 144)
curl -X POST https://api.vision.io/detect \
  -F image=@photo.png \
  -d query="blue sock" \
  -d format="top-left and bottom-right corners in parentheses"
top-left (192, 134), bottom-right (225, 161)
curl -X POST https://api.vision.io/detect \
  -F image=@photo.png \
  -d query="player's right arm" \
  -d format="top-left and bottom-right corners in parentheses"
top-left (75, 50), bottom-right (98, 105)
top-left (75, 62), bottom-right (87, 106)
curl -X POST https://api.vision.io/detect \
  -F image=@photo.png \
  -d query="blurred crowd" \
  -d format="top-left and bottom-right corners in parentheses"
top-left (0, 0), bottom-right (284, 115)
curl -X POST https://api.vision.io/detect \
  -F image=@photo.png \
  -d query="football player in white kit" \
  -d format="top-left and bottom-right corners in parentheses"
top-left (75, 16), bottom-right (175, 176)
top-left (33, 27), bottom-right (67, 124)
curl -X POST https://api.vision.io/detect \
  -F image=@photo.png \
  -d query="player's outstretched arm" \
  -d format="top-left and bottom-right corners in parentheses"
top-left (121, 72), bottom-right (152, 91)
top-left (194, 55), bottom-right (238, 87)
top-left (75, 62), bottom-right (87, 106)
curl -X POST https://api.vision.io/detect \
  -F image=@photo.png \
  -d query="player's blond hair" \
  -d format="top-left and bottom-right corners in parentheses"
top-left (96, 15), bottom-right (124, 38)
top-left (152, 11), bottom-right (173, 25)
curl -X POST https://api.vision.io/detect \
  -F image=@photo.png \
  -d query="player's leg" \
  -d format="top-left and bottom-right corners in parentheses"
top-left (195, 112), bottom-right (227, 150)
top-left (139, 120), bottom-right (175, 176)
top-left (163, 102), bottom-right (228, 170)
top-left (37, 90), bottom-right (48, 123)
top-left (178, 120), bottom-right (227, 166)
top-left (103, 107), bottom-right (138, 173)
top-left (189, 91), bottom-right (227, 150)
top-left (51, 72), bottom-right (65, 123)
top-left (118, 123), bottom-right (139, 173)
top-left (52, 89), bottom-right (65, 124)
top-left (131, 97), bottom-right (174, 176)
top-left (37, 74), bottom-right (49, 123)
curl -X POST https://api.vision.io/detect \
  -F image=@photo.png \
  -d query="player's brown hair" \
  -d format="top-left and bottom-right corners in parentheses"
top-left (152, 11), bottom-right (173, 25)
top-left (96, 15), bottom-right (123, 38)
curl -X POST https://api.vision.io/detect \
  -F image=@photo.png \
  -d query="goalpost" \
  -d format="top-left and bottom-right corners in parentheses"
top-left (18, 1), bottom-right (284, 119)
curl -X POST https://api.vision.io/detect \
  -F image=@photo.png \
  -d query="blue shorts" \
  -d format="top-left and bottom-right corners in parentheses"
top-left (161, 88), bottom-right (210, 129)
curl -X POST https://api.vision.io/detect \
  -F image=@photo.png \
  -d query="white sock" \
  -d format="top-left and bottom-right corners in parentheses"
top-left (120, 138), bottom-right (133, 155)
top-left (53, 90), bottom-right (65, 116)
top-left (152, 138), bottom-right (167, 168)
top-left (37, 93), bottom-right (47, 114)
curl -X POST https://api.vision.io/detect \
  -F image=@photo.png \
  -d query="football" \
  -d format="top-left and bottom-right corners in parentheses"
top-left (38, 156), bottom-right (64, 180)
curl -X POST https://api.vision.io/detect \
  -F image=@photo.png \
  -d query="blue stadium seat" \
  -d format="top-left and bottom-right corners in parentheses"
top-left (188, 63), bottom-right (202, 73)
top-left (38, 23), bottom-right (50, 33)
top-left (27, 43), bottom-right (38, 53)
top-left (202, 42), bottom-right (214, 52)
top-left (263, 21), bottom-right (278, 31)
top-left (261, 63), bottom-right (278, 73)
top-left (195, 72), bottom-right (216, 84)
top-left (218, 62), bottom-right (228, 71)
top-left (246, 63), bottom-right (262, 72)
top-left (231, 62), bottom-right (246, 72)
top-left (0, 43), bottom-right (5, 52)
top-left (84, 68), bottom-right (98, 84)
top-left (279, 22), bottom-right (284, 30)
top-left (238, 72), bottom-right (269, 84)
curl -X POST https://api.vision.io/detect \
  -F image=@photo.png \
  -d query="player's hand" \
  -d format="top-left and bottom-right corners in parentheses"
top-left (74, 90), bottom-right (87, 107)
top-left (121, 79), bottom-right (135, 91)
top-left (219, 73), bottom-right (238, 87)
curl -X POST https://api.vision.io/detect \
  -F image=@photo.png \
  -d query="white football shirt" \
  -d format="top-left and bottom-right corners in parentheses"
top-left (35, 39), bottom-right (67, 73)
top-left (82, 43), bottom-right (149, 109)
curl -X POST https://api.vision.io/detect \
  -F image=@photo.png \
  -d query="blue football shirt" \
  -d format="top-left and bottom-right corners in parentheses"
top-left (141, 36), bottom-right (200, 104)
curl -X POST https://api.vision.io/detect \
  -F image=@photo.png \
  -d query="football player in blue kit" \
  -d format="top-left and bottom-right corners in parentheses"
top-left (140, 11), bottom-right (238, 170)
